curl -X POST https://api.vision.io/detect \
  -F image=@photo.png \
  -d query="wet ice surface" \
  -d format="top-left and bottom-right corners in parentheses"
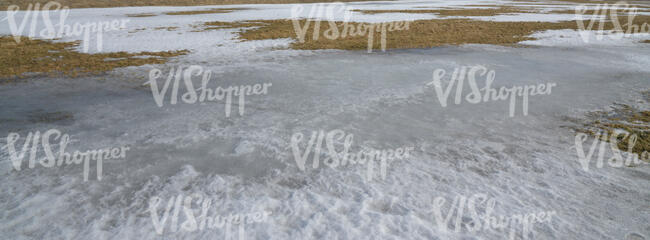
top-left (1, 43), bottom-right (649, 239)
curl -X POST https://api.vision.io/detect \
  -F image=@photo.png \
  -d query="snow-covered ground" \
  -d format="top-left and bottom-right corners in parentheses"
top-left (1, 1), bottom-right (649, 240)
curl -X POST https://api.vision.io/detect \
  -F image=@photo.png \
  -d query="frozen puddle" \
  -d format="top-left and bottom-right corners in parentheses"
top-left (1, 43), bottom-right (649, 239)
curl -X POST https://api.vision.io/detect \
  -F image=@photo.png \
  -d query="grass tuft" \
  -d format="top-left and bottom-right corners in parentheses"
top-left (573, 96), bottom-right (650, 160)
top-left (0, 36), bottom-right (189, 79)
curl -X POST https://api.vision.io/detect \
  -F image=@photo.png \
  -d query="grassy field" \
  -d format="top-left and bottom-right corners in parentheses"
top-left (223, 14), bottom-right (650, 50)
top-left (0, 37), bottom-right (188, 79)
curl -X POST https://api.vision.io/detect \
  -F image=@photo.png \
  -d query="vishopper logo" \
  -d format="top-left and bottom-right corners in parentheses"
top-left (290, 129), bottom-right (414, 181)
top-left (432, 194), bottom-right (556, 239)
top-left (148, 193), bottom-right (271, 237)
top-left (575, 1), bottom-right (650, 43)
top-left (427, 65), bottom-right (556, 117)
top-left (574, 132), bottom-right (649, 171)
top-left (3, 1), bottom-right (130, 52)
top-left (2, 129), bottom-right (130, 181)
top-left (290, 2), bottom-right (410, 53)
top-left (144, 65), bottom-right (272, 117)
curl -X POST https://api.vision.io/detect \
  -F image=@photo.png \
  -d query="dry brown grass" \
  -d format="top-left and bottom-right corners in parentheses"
top-left (129, 28), bottom-right (147, 33)
top-left (198, 21), bottom-right (266, 31)
top-left (642, 40), bottom-right (650, 43)
top-left (353, 6), bottom-right (537, 17)
top-left (0, 36), bottom-right (189, 79)
top-left (154, 26), bottom-right (179, 31)
top-left (126, 13), bottom-right (158, 17)
top-left (549, 9), bottom-right (606, 14)
top-left (536, 0), bottom-right (650, 7)
top-left (574, 103), bottom-right (650, 160)
top-left (237, 19), bottom-right (575, 50)
top-left (550, 8), bottom-right (650, 14)
top-left (0, 0), bottom-right (382, 9)
top-left (231, 15), bottom-right (650, 51)
top-left (164, 8), bottom-right (247, 15)
top-left (527, 0), bottom-right (623, 3)
top-left (496, 2), bottom-right (572, 5)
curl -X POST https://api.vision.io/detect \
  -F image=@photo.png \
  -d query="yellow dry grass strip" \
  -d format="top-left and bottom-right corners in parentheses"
top-left (549, 8), bottom-right (650, 14)
top-left (642, 40), bottom-right (650, 43)
top-left (154, 26), bottom-right (179, 31)
top-left (353, 7), bottom-right (537, 17)
top-left (526, 0), bottom-right (650, 6)
top-left (164, 8), bottom-right (247, 15)
top-left (549, 9), bottom-right (602, 14)
top-left (562, 0), bottom-right (644, 3)
top-left (126, 13), bottom-right (157, 17)
top-left (494, 2), bottom-right (573, 6)
top-left (231, 16), bottom-right (649, 51)
top-left (0, 0), bottom-right (382, 9)
top-left (522, 0), bottom-right (619, 3)
top-left (129, 28), bottom-right (147, 33)
top-left (237, 19), bottom-right (576, 50)
top-left (198, 21), bottom-right (266, 31)
top-left (0, 36), bottom-right (189, 79)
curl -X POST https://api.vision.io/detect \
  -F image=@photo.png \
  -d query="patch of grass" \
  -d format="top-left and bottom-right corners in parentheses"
top-left (555, 0), bottom-right (641, 3)
top-left (154, 26), bottom-right (179, 31)
top-left (129, 28), bottom-right (147, 33)
top-left (236, 19), bottom-right (576, 50)
top-left (199, 21), bottom-right (266, 31)
top-left (523, 0), bottom-right (622, 3)
top-left (549, 9), bottom-right (603, 14)
top-left (0, 36), bottom-right (189, 79)
top-left (232, 15), bottom-right (650, 51)
top-left (642, 40), bottom-right (650, 43)
top-left (499, 2), bottom-right (573, 6)
top-left (126, 13), bottom-right (157, 17)
top-left (517, 0), bottom-right (650, 7)
top-left (0, 0), bottom-right (381, 9)
top-left (353, 6), bottom-right (537, 17)
top-left (549, 8), bottom-right (650, 14)
top-left (575, 103), bottom-right (650, 159)
top-left (164, 8), bottom-right (247, 15)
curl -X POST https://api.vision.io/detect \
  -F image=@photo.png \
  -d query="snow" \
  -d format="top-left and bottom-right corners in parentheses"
top-left (521, 29), bottom-right (650, 46)
top-left (1, 1), bottom-right (649, 240)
